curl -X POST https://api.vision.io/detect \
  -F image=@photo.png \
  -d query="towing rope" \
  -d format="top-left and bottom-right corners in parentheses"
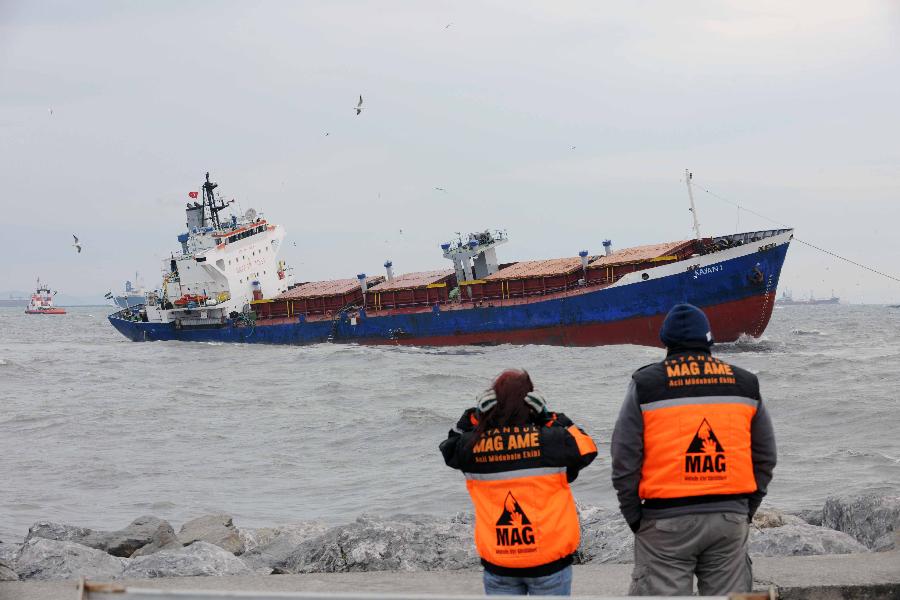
top-left (694, 181), bottom-right (900, 285)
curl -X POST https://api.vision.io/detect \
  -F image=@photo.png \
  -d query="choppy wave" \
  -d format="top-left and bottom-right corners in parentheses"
top-left (1, 304), bottom-right (899, 541)
top-left (716, 335), bottom-right (783, 354)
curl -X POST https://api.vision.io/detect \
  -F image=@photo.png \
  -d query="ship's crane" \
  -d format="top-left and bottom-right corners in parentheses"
top-left (441, 229), bottom-right (508, 283)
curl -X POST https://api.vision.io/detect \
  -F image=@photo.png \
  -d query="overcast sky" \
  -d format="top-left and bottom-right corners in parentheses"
top-left (1, 1), bottom-right (898, 302)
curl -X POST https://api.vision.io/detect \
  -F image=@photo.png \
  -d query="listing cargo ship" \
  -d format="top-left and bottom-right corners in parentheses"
top-left (25, 279), bottom-right (66, 315)
top-left (109, 173), bottom-right (793, 347)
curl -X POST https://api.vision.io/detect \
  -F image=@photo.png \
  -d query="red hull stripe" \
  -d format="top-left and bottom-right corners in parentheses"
top-left (368, 292), bottom-right (776, 347)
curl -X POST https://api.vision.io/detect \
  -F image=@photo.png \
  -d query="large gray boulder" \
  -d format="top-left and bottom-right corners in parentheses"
top-left (0, 560), bottom-right (18, 581)
top-left (0, 542), bottom-right (19, 565)
top-left (240, 522), bottom-right (329, 573)
top-left (790, 508), bottom-right (823, 526)
top-left (129, 522), bottom-right (182, 558)
top-left (24, 521), bottom-right (96, 546)
top-left (15, 538), bottom-right (126, 581)
top-left (576, 505), bottom-right (633, 564)
top-left (752, 508), bottom-right (805, 529)
top-left (104, 516), bottom-right (176, 557)
top-left (276, 514), bottom-right (477, 573)
top-left (178, 514), bottom-right (245, 555)
top-left (749, 523), bottom-right (868, 557)
top-left (237, 527), bottom-right (277, 556)
top-left (24, 516), bottom-right (176, 558)
top-left (822, 494), bottom-right (900, 551)
top-left (123, 541), bottom-right (253, 578)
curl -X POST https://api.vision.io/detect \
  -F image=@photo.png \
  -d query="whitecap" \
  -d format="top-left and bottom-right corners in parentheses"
top-left (717, 334), bottom-right (782, 354)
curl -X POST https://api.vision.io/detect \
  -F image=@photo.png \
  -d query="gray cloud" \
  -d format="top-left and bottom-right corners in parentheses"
top-left (1, 0), bottom-right (898, 303)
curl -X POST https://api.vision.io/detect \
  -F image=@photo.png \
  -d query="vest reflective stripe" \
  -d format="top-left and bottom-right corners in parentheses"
top-left (639, 399), bottom-right (757, 499)
top-left (464, 467), bottom-right (566, 481)
top-left (466, 471), bottom-right (579, 569)
top-left (641, 395), bottom-right (759, 412)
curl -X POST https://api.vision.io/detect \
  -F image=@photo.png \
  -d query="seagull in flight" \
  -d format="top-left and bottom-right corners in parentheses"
top-left (48, 108), bottom-right (54, 116)
top-left (355, 95), bottom-right (363, 116)
top-left (570, 145), bottom-right (576, 150)
top-left (445, 23), bottom-right (453, 29)
top-left (72, 234), bottom-right (82, 254)
top-left (324, 132), bottom-right (330, 136)
top-left (434, 187), bottom-right (447, 192)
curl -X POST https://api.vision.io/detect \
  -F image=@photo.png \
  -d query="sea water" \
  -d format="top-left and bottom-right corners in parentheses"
top-left (1, 305), bottom-right (898, 540)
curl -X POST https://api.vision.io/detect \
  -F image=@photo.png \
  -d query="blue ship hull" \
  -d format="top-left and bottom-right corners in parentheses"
top-left (109, 240), bottom-right (789, 347)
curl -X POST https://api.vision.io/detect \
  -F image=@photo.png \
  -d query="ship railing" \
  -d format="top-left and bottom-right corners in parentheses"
top-left (110, 305), bottom-right (146, 322)
top-left (709, 228), bottom-right (792, 252)
top-left (78, 579), bottom-right (777, 600)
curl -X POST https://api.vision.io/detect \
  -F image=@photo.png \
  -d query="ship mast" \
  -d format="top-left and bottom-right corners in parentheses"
top-left (685, 169), bottom-right (701, 240)
top-left (201, 172), bottom-right (230, 229)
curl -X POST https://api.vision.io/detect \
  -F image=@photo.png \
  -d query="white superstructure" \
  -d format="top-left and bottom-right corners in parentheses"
top-left (25, 278), bottom-right (65, 314)
top-left (142, 173), bottom-right (293, 325)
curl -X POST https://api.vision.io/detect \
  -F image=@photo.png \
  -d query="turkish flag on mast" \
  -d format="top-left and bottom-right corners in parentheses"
top-left (188, 191), bottom-right (199, 199)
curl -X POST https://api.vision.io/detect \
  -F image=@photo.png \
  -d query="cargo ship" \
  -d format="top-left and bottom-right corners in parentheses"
top-left (111, 274), bottom-right (146, 308)
top-left (25, 279), bottom-right (66, 315)
top-left (776, 290), bottom-right (839, 306)
top-left (109, 173), bottom-right (792, 347)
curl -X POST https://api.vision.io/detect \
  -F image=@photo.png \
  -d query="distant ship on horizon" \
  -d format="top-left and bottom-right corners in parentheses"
top-left (0, 293), bottom-right (28, 308)
top-left (777, 290), bottom-right (840, 306)
top-left (109, 273), bottom-right (146, 309)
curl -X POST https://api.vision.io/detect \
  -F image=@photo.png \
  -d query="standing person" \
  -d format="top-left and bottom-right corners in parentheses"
top-left (611, 304), bottom-right (777, 596)
top-left (440, 369), bottom-right (597, 596)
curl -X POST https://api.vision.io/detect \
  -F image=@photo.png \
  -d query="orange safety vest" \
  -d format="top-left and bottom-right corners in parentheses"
top-left (446, 419), bottom-right (597, 570)
top-left (633, 353), bottom-right (759, 500)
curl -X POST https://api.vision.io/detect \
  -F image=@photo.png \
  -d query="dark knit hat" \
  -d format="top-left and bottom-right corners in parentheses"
top-left (660, 303), bottom-right (713, 348)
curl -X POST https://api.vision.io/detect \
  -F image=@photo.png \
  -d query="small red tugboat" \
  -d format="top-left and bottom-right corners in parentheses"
top-left (25, 279), bottom-right (66, 315)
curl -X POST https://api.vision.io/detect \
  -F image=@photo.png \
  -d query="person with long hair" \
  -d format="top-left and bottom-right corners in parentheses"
top-left (440, 369), bottom-right (597, 596)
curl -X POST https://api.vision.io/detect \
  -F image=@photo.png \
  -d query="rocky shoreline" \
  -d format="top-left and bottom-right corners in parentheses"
top-left (1, 493), bottom-right (897, 583)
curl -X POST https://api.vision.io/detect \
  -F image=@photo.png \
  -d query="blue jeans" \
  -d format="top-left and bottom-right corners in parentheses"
top-left (483, 565), bottom-right (573, 596)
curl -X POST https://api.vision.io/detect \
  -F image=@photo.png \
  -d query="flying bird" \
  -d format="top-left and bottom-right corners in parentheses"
top-left (355, 95), bottom-right (363, 115)
top-left (324, 132), bottom-right (330, 136)
top-left (445, 23), bottom-right (453, 29)
top-left (570, 145), bottom-right (576, 150)
top-left (434, 187), bottom-right (447, 192)
top-left (48, 108), bottom-right (54, 116)
top-left (72, 234), bottom-right (82, 254)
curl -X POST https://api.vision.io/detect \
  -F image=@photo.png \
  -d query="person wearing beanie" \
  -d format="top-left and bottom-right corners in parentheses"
top-left (610, 304), bottom-right (776, 596)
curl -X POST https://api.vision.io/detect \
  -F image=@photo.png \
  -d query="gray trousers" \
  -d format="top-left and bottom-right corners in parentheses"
top-left (629, 512), bottom-right (751, 596)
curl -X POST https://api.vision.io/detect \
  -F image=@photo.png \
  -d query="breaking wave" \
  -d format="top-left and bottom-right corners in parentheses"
top-left (716, 334), bottom-right (783, 354)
